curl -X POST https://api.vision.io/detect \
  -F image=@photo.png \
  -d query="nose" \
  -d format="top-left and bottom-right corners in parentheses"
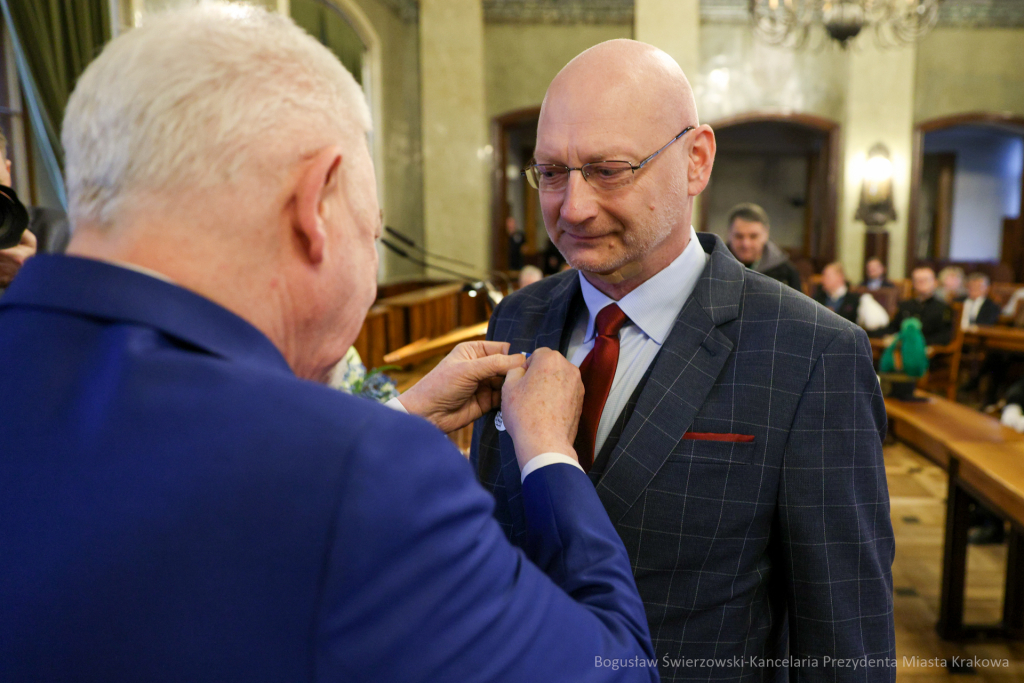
top-left (558, 169), bottom-right (599, 226)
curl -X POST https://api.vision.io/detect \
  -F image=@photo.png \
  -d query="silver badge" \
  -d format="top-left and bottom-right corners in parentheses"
top-left (494, 411), bottom-right (506, 432)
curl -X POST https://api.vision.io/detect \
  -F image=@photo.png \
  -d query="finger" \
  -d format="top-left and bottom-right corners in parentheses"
top-left (463, 352), bottom-right (526, 381)
top-left (503, 365), bottom-right (526, 389)
top-left (452, 340), bottom-right (510, 360)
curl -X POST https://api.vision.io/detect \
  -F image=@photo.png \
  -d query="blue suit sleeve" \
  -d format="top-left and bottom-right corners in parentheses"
top-left (777, 326), bottom-right (896, 682)
top-left (314, 413), bottom-right (658, 682)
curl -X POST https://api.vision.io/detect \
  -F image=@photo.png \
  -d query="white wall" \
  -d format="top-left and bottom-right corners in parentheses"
top-left (924, 127), bottom-right (1024, 262)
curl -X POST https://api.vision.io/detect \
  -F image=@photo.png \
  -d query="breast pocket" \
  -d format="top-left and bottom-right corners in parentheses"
top-left (667, 434), bottom-right (756, 466)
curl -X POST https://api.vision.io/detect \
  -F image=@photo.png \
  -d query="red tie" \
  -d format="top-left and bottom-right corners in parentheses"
top-left (575, 304), bottom-right (629, 472)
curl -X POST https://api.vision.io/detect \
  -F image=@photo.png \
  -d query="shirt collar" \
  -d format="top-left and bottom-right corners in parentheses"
top-left (577, 226), bottom-right (707, 345)
top-left (830, 285), bottom-right (848, 300)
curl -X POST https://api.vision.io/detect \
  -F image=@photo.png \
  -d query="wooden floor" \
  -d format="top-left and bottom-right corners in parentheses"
top-left (887, 442), bottom-right (1024, 681)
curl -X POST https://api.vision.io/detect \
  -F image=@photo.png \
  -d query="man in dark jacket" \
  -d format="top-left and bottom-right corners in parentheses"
top-left (726, 203), bottom-right (802, 290)
top-left (887, 266), bottom-right (953, 346)
top-left (813, 262), bottom-right (889, 331)
top-left (961, 272), bottom-right (1001, 329)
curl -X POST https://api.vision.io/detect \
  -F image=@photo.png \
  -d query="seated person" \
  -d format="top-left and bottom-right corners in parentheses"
top-left (861, 256), bottom-right (894, 291)
top-left (517, 265), bottom-right (543, 289)
top-left (886, 266), bottom-right (953, 346)
top-left (960, 272), bottom-right (1001, 329)
top-left (726, 203), bottom-right (802, 290)
top-left (936, 265), bottom-right (966, 303)
top-left (813, 261), bottom-right (889, 331)
top-left (1002, 287), bottom-right (1024, 321)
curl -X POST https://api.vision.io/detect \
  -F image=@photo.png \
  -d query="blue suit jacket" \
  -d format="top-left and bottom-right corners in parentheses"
top-left (0, 255), bottom-right (658, 682)
top-left (473, 234), bottom-right (896, 682)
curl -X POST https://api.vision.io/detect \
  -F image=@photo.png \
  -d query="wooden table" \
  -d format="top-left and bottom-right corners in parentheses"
top-left (938, 440), bottom-right (1024, 640)
top-left (884, 392), bottom-right (1023, 469)
top-left (964, 325), bottom-right (1024, 355)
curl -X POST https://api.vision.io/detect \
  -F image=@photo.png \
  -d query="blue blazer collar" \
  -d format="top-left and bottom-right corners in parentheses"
top-left (2, 254), bottom-right (292, 374)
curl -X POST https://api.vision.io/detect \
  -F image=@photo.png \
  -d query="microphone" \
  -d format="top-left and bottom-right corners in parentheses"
top-left (385, 226), bottom-right (483, 273)
top-left (380, 238), bottom-right (503, 309)
top-left (384, 225), bottom-right (512, 292)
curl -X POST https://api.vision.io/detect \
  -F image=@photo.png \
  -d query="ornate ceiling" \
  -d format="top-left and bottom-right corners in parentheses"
top-left (378, 0), bottom-right (1024, 27)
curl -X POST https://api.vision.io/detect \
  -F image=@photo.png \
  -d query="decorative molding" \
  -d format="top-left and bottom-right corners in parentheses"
top-left (376, 0), bottom-right (1024, 27)
top-left (699, 0), bottom-right (1024, 27)
top-left (483, 0), bottom-right (632, 24)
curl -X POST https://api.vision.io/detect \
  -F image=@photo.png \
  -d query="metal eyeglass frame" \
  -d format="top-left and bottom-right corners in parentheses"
top-left (523, 126), bottom-right (696, 191)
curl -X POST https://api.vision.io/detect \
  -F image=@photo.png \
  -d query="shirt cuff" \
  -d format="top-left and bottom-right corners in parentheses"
top-left (385, 396), bottom-right (408, 414)
top-left (520, 453), bottom-right (585, 482)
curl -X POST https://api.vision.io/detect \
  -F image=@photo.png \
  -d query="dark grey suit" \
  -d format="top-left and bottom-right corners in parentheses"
top-left (472, 233), bottom-right (895, 682)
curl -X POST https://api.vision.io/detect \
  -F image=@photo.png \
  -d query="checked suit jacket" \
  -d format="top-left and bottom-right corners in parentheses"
top-left (472, 233), bottom-right (896, 683)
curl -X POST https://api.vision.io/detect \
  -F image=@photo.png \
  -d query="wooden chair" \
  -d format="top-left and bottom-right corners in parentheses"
top-left (918, 302), bottom-right (965, 402)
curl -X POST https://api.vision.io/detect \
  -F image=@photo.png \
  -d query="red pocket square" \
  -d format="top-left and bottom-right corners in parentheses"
top-left (682, 432), bottom-right (755, 443)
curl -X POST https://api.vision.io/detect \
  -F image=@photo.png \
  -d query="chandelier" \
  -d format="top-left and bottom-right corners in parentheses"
top-left (749, 0), bottom-right (941, 49)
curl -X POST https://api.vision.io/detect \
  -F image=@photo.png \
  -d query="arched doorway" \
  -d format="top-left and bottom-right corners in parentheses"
top-left (490, 106), bottom-right (545, 273)
top-left (907, 113), bottom-right (1024, 281)
top-left (700, 113), bottom-right (841, 272)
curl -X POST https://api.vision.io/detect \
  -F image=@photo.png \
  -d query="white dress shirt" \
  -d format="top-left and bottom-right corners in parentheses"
top-left (962, 297), bottom-right (985, 330)
top-left (565, 227), bottom-right (709, 458)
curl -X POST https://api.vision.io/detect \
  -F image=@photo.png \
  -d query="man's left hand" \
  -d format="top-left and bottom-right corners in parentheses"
top-left (399, 341), bottom-right (526, 434)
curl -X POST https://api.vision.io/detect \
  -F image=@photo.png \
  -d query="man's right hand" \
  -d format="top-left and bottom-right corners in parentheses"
top-left (500, 348), bottom-right (584, 470)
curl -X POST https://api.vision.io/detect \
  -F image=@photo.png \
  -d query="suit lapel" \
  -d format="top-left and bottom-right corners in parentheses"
top-left (595, 234), bottom-right (746, 524)
top-left (498, 273), bottom-right (582, 542)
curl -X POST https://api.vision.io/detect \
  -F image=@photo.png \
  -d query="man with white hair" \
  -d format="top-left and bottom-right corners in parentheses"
top-left (0, 5), bottom-right (658, 681)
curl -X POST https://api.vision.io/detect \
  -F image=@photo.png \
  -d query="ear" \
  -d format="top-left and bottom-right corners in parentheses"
top-left (687, 124), bottom-right (716, 196)
top-left (293, 146), bottom-right (344, 266)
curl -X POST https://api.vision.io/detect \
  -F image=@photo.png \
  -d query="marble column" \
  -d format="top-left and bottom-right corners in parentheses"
top-left (419, 0), bottom-right (490, 275)
top-left (838, 42), bottom-right (916, 280)
top-left (634, 0), bottom-right (702, 225)
top-left (633, 0), bottom-right (700, 79)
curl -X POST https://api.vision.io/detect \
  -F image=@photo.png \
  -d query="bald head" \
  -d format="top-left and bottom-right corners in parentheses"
top-left (532, 39), bottom-right (714, 298)
top-left (541, 40), bottom-right (698, 141)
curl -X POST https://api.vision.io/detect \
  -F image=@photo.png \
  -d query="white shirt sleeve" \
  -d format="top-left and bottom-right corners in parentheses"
top-left (386, 398), bottom-right (581, 480)
top-left (520, 452), bottom-right (586, 482)
top-left (857, 294), bottom-right (890, 331)
top-left (385, 397), bottom-right (408, 413)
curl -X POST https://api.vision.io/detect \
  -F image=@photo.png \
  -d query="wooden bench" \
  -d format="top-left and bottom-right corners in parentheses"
top-left (884, 392), bottom-right (1023, 469)
top-left (883, 391), bottom-right (1024, 641)
top-left (939, 441), bottom-right (1024, 640)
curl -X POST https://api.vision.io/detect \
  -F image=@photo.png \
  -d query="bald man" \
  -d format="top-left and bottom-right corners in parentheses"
top-left (472, 40), bottom-right (895, 682)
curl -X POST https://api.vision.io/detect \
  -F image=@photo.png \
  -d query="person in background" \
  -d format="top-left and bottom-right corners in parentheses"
top-left (887, 266), bottom-right (953, 346)
top-left (961, 273), bottom-right (1001, 329)
top-left (505, 215), bottom-right (524, 270)
top-left (813, 261), bottom-right (889, 331)
top-left (0, 130), bottom-right (70, 295)
top-left (517, 264), bottom-right (543, 289)
top-left (936, 265), bottom-right (966, 303)
top-left (1001, 287), bottom-right (1024, 320)
top-left (862, 256), bottom-right (894, 291)
top-left (726, 202), bottom-right (802, 290)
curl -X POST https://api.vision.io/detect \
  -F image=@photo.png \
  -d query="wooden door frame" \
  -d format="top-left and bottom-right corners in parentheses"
top-left (704, 112), bottom-right (841, 268)
top-left (907, 112), bottom-right (1024, 277)
top-left (490, 106), bottom-right (542, 271)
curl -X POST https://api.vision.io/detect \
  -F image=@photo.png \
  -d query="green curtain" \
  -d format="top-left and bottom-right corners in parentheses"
top-left (1, 0), bottom-right (110, 208)
top-left (290, 0), bottom-right (364, 84)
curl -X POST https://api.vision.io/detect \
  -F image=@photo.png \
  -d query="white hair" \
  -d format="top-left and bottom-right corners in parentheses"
top-left (62, 1), bottom-right (371, 228)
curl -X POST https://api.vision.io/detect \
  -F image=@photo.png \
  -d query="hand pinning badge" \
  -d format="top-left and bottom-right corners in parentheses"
top-left (495, 351), bottom-right (531, 432)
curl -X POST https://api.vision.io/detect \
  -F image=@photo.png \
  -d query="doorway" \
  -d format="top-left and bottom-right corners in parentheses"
top-left (699, 113), bottom-right (840, 272)
top-left (909, 114), bottom-right (1024, 280)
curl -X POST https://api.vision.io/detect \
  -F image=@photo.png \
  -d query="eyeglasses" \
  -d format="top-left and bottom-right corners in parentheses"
top-left (523, 126), bottom-right (695, 193)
